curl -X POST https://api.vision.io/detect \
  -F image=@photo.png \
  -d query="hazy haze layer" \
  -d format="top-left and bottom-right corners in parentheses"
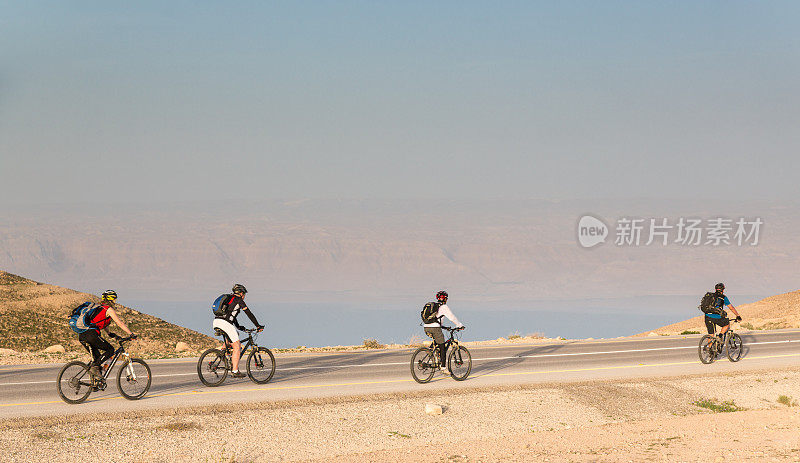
top-left (1, 199), bottom-right (795, 307)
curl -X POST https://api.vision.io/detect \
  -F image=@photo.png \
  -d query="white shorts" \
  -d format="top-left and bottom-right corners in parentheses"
top-left (213, 319), bottom-right (239, 343)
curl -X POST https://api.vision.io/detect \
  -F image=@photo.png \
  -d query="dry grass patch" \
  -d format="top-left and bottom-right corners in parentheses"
top-left (31, 430), bottom-right (59, 440)
top-left (155, 421), bottom-right (202, 432)
top-left (693, 399), bottom-right (744, 413)
top-left (362, 338), bottom-right (385, 349)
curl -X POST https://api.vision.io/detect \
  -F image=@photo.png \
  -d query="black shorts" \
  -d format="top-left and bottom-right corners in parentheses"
top-left (704, 314), bottom-right (729, 334)
top-left (78, 330), bottom-right (115, 366)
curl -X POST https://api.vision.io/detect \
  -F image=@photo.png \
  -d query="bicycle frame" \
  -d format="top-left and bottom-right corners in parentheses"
top-left (217, 330), bottom-right (259, 362)
top-left (79, 340), bottom-right (136, 384)
top-left (709, 319), bottom-right (738, 341)
top-left (100, 348), bottom-right (127, 380)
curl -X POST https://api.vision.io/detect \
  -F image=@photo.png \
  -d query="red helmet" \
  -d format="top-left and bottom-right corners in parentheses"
top-left (436, 290), bottom-right (448, 302)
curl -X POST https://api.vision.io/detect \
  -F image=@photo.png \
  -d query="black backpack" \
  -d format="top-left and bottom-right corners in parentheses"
top-left (421, 302), bottom-right (441, 324)
top-left (698, 292), bottom-right (722, 315)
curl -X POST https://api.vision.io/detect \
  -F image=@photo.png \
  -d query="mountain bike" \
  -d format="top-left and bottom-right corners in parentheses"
top-left (57, 335), bottom-right (151, 404)
top-left (698, 319), bottom-right (743, 364)
top-left (410, 326), bottom-right (471, 383)
top-left (197, 327), bottom-right (275, 386)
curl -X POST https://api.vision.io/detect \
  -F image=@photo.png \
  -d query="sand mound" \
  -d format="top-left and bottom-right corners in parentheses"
top-left (643, 289), bottom-right (800, 335)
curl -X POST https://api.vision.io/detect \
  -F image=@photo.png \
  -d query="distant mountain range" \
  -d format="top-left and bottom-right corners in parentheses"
top-left (0, 199), bottom-right (797, 305)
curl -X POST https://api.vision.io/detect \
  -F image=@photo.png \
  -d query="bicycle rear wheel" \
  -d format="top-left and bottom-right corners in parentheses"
top-left (247, 347), bottom-right (276, 384)
top-left (698, 335), bottom-right (717, 364)
top-left (57, 361), bottom-right (94, 404)
top-left (197, 348), bottom-right (229, 387)
top-left (117, 358), bottom-right (152, 400)
top-left (448, 346), bottom-right (472, 381)
top-left (726, 333), bottom-right (743, 362)
top-left (410, 347), bottom-right (436, 384)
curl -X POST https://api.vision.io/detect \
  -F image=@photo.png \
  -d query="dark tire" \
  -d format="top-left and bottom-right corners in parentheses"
top-left (410, 347), bottom-right (437, 384)
top-left (197, 348), bottom-right (228, 387)
top-left (117, 358), bottom-right (152, 400)
top-left (448, 346), bottom-right (472, 381)
top-left (698, 335), bottom-right (717, 364)
top-left (726, 333), bottom-right (743, 362)
top-left (56, 361), bottom-right (94, 404)
top-left (247, 347), bottom-right (276, 384)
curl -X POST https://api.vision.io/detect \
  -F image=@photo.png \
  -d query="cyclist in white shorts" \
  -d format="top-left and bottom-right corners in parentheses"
top-left (213, 284), bottom-right (264, 377)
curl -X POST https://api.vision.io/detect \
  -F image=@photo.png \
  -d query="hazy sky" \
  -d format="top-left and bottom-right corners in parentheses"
top-left (2, 2), bottom-right (799, 204)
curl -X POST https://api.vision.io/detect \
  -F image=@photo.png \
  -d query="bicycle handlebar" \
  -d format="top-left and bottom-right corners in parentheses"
top-left (441, 326), bottom-right (465, 331)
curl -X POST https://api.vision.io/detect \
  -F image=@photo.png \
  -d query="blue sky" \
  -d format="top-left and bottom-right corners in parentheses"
top-left (2, 1), bottom-right (799, 203)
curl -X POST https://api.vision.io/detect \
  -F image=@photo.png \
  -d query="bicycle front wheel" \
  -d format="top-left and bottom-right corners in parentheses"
top-left (698, 335), bottom-right (717, 364)
top-left (57, 361), bottom-right (94, 404)
top-left (726, 333), bottom-right (743, 362)
top-left (117, 358), bottom-right (152, 400)
top-left (448, 346), bottom-right (472, 381)
top-left (197, 348), bottom-right (228, 387)
top-left (410, 347), bottom-right (437, 384)
top-left (247, 347), bottom-right (276, 384)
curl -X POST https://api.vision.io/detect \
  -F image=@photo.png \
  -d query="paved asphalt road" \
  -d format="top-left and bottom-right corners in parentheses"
top-left (1, 329), bottom-right (799, 419)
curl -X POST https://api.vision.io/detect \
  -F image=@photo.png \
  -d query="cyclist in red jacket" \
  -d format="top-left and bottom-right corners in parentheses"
top-left (78, 290), bottom-right (135, 378)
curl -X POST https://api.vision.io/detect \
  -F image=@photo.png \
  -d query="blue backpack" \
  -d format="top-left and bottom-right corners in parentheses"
top-left (212, 294), bottom-right (234, 317)
top-left (68, 302), bottom-right (103, 333)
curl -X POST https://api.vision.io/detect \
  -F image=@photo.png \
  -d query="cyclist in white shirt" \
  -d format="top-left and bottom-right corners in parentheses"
top-left (422, 291), bottom-right (465, 370)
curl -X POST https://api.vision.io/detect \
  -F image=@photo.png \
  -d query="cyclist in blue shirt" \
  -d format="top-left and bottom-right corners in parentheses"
top-left (705, 283), bottom-right (742, 339)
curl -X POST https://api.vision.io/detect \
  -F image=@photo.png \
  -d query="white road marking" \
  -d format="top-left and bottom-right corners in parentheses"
top-left (0, 380), bottom-right (56, 386)
top-left (1, 338), bottom-right (797, 387)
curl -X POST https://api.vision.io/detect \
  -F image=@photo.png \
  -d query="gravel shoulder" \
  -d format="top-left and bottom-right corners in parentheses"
top-left (4, 366), bottom-right (800, 462)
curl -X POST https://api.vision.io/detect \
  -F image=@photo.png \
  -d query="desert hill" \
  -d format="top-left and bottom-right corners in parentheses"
top-left (0, 270), bottom-right (215, 355)
top-left (643, 289), bottom-right (800, 335)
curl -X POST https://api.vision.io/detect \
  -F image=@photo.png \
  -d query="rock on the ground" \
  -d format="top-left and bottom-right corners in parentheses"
top-left (175, 341), bottom-right (190, 352)
top-left (43, 344), bottom-right (65, 353)
top-left (647, 332), bottom-right (659, 337)
top-left (425, 403), bottom-right (443, 415)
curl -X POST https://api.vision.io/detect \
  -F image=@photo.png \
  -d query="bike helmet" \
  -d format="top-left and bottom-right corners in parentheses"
top-left (436, 290), bottom-right (448, 302)
top-left (101, 289), bottom-right (118, 302)
top-left (232, 284), bottom-right (248, 295)
top-left (715, 283), bottom-right (725, 292)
